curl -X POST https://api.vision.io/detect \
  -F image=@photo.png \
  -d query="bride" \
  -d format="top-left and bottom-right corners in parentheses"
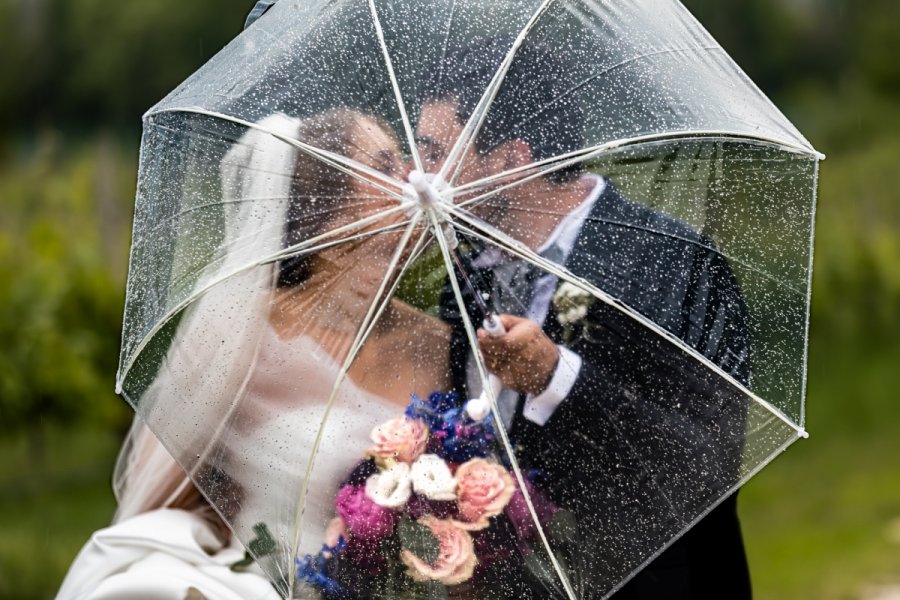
top-left (58, 108), bottom-right (450, 599)
top-left (231, 107), bottom-right (452, 567)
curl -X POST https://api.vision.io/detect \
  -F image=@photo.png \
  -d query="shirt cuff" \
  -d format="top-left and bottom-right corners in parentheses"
top-left (523, 346), bottom-right (582, 426)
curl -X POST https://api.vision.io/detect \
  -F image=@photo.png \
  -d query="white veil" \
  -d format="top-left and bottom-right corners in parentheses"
top-left (113, 113), bottom-right (301, 526)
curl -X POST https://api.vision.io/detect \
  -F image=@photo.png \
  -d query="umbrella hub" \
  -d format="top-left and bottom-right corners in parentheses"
top-left (404, 170), bottom-right (460, 250)
top-left (404, 170), bottom-right (452, 213)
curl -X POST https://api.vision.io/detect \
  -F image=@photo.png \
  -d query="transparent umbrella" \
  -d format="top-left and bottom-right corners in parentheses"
top-left (117, 0), bottom-right (820, 598)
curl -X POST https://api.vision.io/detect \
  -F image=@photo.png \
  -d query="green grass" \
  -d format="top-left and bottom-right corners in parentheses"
top-left (739, 337), bottom-right (900, 599)
top-left (0, 425), bottom-right (122, 600)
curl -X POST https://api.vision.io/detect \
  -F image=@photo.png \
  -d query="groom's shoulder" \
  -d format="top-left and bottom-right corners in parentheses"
top-left (591, 178), bottom-right (709, 247)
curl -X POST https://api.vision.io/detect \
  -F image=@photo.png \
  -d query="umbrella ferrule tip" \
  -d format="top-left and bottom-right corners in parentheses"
top-left (798, 429), bottom-right (809, 439)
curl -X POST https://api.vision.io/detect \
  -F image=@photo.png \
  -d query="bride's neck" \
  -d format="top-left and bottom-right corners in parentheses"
top-left (271, 257), bottom-right (395, 339)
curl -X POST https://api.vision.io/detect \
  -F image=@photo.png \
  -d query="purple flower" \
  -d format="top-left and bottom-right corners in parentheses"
top-left (335, 485), bottom-right (396, 542)
top-left (504, 478), bottom-right (558, 540)
top-left (407, 494), bottom-right (458, 520)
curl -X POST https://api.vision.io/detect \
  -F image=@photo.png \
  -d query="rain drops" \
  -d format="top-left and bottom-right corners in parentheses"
top-left (365, 462), bottom-right (413, 508)
top-left (410, 454), bottom-right (457, 501)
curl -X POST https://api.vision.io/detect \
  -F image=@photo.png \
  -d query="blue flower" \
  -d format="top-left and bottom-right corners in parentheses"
top-left (405, 391), bottom-right (458, 427)
top-left (295, 537), bottom-right (347, 597)
top-left (406, 391), bottom-right (496, 462)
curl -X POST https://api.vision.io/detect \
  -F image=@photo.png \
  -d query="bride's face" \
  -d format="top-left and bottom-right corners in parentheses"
top-left (325, 117), bottom-right (409, 261)
top-left (350, 116), bottom-right (408, 188)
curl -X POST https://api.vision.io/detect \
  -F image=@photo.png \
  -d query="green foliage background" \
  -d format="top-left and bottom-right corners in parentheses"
top-left (0, 0), bottom-right (898, 598)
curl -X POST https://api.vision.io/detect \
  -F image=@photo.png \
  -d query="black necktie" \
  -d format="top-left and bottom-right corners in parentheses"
top-left (492, 243), bottom-right (566, 317)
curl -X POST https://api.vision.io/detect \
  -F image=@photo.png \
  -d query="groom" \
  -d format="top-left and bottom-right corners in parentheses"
top-left (420, 38), bottom-right (752, 599)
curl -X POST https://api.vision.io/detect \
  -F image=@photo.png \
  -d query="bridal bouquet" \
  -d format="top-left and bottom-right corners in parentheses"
top-left (295, 392), bottom-right (558, 598)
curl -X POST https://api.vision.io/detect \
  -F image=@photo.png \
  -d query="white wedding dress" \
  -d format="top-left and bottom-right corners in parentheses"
top-left (57, 328), bottom-right (402, 600)
top-left (56, 508), bottom-right (280, 600)
top-left (58, 114), bottom-right (404, 599)
top-left (226, 327), bottom-right (402, 557)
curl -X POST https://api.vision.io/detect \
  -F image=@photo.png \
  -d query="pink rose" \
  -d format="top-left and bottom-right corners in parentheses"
top-left (454, 458), bottom-right (515, 530)
top-left (401, 517), bottom-right (477, 585)
top-left (369, 417), bottom-right (429, 464)
top-left (335, 485), bottom-right (396, 541)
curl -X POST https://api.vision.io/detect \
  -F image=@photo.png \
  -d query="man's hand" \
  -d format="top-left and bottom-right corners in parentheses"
top-left (478, 314), bottom-right (559, 395)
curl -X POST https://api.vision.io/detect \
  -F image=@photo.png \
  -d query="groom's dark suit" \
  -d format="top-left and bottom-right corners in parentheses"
top-left (441, 179), bottom-right (752, 599)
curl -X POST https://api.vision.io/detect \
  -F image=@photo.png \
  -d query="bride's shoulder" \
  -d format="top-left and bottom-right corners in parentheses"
top-left (57, 509), bottom-right (279, 600)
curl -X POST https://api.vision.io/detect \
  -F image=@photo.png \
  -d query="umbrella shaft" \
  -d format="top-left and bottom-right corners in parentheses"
top-left (450, 249), bottom-right (493, 322)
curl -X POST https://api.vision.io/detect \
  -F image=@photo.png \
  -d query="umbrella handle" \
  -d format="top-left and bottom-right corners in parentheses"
top-left (482, 313), bottom-right (506, 337)
top-left (465, 314), bottom-right (507, 421)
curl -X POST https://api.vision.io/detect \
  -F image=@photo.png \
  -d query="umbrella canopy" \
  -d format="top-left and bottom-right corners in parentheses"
top-left (117, 0), bottom-right (820, 597)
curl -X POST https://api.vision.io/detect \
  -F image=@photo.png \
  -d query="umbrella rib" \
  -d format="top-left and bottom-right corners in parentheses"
top-left (443, 205), bottom-right (807, 438)
top-left (149, 107), bottom-right (407, 198)
top-left (472, 204), bottom-right (805, 295)
top-left (352, 228), bottom-right (434, 351)
top-left (672, 0), bottom-right (819, 157)
top-left (367, 0), bottom-right (424, 173)
top-left (437, 0), bottom-right (559, 186)
top-left (797, 160), bottom-right (819, 432)
top-left (116, 203), bottom-right (413, 390)
top-left (161, 107), bottom-right (404, 191)
top-left (166, 212), bottom-right (412, 300)
top-left (434, 0), bottom-right (458, 101)
top-left (331, 227), bottom-right (434, 375)
top-left (136, 196), bottom-right (397, 243)
top-left (288, 214), bottom-right (426, 572)
top-left (264, 206), bottom-right (414, 262)
top-left (428, 209), bottom-right (578, 600)
top-left (452, 130), bottom-right (823, 198)
top-left (263, 220), bottom-right (413, 264)
top-left (474, 45), bottom-right (722, 158)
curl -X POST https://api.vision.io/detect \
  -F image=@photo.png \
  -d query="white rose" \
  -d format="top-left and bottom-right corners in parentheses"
top-left (365, 462), bottom-right (412, 508)
top-left (410, 454), bottom-right (457, 501)
top-left (554, 283), bottom-right (594, 325)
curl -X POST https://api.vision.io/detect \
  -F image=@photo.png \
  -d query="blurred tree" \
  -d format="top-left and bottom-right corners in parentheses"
top-left (683, 0), bottom-right (900, 97)
top-left (0, 133), bottom-right (132, 449)
top-left (1, 0), bottom-right (896, 136)
top-left (851, 0), bottom-right (900, 93)
top-left (0, 0), bottom-right (251, 135)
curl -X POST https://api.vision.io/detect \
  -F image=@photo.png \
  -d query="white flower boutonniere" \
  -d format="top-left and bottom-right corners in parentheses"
top-left (552, 282), bottom-right (596, 342)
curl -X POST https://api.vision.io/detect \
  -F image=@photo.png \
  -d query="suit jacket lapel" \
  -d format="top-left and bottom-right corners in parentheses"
top-left (542, 178), bottom-right (619, 342)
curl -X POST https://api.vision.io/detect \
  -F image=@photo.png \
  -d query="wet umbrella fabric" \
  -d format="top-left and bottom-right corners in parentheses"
top-left (117, 0), bottom-right (820, 597)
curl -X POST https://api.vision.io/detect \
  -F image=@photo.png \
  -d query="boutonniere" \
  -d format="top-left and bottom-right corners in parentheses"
top-left (552, 282), bottom-right (596, 343)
